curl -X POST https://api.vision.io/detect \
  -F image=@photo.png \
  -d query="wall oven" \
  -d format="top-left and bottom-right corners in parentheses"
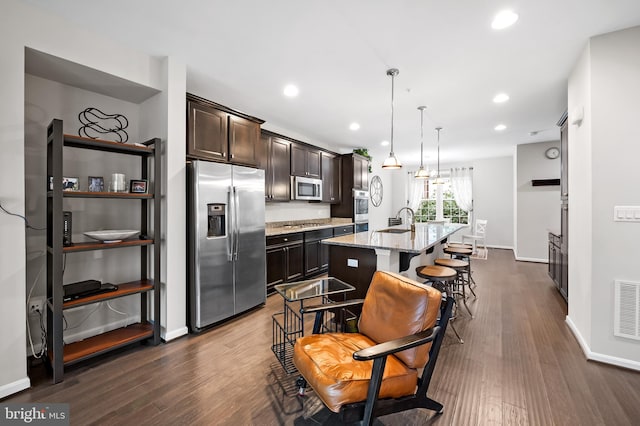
top-left (353, 189), bottom-right (369, 224)
top-left (291, 176), bottom-right (322, 201)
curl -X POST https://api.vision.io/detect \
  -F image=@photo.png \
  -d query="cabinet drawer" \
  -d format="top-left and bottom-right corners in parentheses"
top-left (267, 233), bottom-right (303, 247)
top-left (305, 228), bottom-right (333, 242)
top-left (333, 225), bottom-right (354, 236)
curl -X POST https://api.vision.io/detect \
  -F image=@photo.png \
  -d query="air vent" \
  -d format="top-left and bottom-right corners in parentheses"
top-left (614, 280), bottom-right (640, 340)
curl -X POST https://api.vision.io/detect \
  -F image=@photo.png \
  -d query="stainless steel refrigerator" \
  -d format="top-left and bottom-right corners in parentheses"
top-left (188, 160), bottom-right (266, 331)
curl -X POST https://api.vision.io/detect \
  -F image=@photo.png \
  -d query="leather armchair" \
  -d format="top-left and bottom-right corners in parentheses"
top-left (293, 270), bottom-right (454, 425)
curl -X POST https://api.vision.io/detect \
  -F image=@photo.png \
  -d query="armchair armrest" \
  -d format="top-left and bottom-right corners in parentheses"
top-left (353, 326), bottom-right (440, 361)
top-left (300, 299), bottom-right (365, 315)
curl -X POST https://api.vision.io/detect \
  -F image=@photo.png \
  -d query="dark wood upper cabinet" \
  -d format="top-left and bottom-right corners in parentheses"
top-left (186, 94), bottom-right (264, 167)
top-left (291, 143), bottom-right (321, 178)
top-left (187, 100), bottom-right (228, 161)
top-left (353, 155), bottom-right (369, 190)
top-left (228, 115), bottom-right (260, 167)
top-left (261, 132), bottom-right (291, 202)
top-left (322, 152), bottom-right (340, 204)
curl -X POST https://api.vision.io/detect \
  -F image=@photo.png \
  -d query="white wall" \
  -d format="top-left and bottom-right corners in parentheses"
top-left (387, 156), bottom-right (514, 248)
top-left (367, 162), bottom-right (395, 231)
top-left (567, 25), bottom-right (640, 369)
top-left (0, 0), bottom-right (186, 398)
top-left (24, 75), bottom-right (147, 350)
top-left (515, 141), bottom-right (561, 262)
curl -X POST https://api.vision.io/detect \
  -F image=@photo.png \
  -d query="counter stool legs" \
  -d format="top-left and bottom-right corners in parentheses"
top-left (416, 265), bottom-right (464, 344)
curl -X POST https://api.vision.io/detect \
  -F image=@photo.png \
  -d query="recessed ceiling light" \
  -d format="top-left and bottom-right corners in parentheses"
top-left (491, 10), bottom-right (519, 30)
top-left (349, 122), bottom-right (360, 131)
top-left (494, 124), bottom-right (507, 131)
top-left (283, 84), bottom-right (299, 97)
top-left (381, 140), bottom-right (389, 146)
top-left (493, 93), bottom-right (510, 103)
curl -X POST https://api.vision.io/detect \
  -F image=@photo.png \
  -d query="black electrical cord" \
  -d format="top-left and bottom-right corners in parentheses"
top-left (0, 202), bottom-right (45, 230)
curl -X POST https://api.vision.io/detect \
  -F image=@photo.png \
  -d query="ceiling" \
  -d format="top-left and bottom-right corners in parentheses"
top-left (22, 0), bottom-right (640, 166)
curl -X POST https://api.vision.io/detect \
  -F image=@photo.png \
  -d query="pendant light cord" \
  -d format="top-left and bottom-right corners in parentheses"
top-left (419, 108), bottom-right (424, 168)
top-left (436, 127), bottom-right (442, 178)
top-left (390, 72), bottom-right (395, 156)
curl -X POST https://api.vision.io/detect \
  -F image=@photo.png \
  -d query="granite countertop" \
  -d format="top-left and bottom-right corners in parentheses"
top-left (322, 223), bottom-right (465, 254)
top-left (266, 218), bottom-right (354, 237)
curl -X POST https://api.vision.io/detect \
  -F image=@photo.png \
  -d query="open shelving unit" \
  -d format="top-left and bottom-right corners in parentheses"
top-left (46, 119), bottom-right (161, 383)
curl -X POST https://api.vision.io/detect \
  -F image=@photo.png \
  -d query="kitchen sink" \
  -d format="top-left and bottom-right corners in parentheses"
top-left (377, 228), bottom-right (411, 234)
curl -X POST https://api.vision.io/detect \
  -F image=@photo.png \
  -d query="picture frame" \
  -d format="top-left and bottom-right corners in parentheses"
top-left (88, 176), bottom-right (104, 192)
top-left (62, 177), bottom-right (79, 191)
top-left (129, 179), bottom-right (148, 194)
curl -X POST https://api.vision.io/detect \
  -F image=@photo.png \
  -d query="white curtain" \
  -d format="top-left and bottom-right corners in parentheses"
top-left (450, 167), bottom-right (473, 214)
top-left (408, 173), bottom-right (424, 212)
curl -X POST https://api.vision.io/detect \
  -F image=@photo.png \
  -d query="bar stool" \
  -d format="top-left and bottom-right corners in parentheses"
top-left (443, 246), bottom-right (477, 289)
top-left (415, 265), bottom-right (464, 344)
top-left (434, 258), bottom-right (475, 317)
top-left (446, 242), bottom-right (473, 250)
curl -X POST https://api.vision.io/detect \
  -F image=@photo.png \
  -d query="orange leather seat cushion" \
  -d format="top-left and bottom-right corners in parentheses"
top-left (293, 332), bottom-right (418, 413)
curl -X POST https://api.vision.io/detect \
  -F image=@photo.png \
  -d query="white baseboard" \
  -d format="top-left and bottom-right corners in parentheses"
top-left (566, 315), bottom-right (640, 372)
top-left (0, 377), bottom-right (30, 399)
top-left (163, 326), bottom-right (188, 342)
top-left (515, 256), bottom-right (547, 263)
top-left (487, 244), bottom-right (514, 250)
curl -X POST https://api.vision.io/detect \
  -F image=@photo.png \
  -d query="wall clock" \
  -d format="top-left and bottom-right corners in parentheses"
top-left (545, 147), bottom-right (560, 159)
top-left (370, 175), bottom-right (383, 207)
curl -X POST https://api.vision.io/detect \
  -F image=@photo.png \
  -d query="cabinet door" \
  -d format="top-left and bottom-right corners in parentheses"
top-left (321, 152), bottom-right (334, 203)
top-left (320, 242), bottom-right (329, 271)
top-left (304, 241), bottom-right (321, 276)
top-left (307, 149), bottom-right (321, 178)
top-left (270, 137), bottom-right (291, 201)
top-left (267, 246), bottom-right (287, 289)
top-left (187, 101), bottom-right (228, 161)
top-left (353, 156), bottom-right (363, 190)
top-left (290, 144), bottom-right (307, 177)
top-left (358, 157), bottom-right (369, 190)
top-left (560, 119), bottom-right (568, 200)
top-left (286, 243), bottom-right (304, 281)
top-left (229, 115), bottom-right (260, 167)
top-left (260, 134), bottom-right (271, 200)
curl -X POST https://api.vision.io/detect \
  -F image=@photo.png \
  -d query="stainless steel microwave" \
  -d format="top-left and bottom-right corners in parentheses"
top-left (291, 176), bottom-right (322, 201)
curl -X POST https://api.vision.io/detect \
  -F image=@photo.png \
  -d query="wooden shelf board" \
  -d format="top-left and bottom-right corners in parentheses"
top-left (63, 322), bottom-right (153, 365)
top-left (61, 133), bottom-right (155, 155)
top-left (61, 239), bottom-right (153, 253)
top-left (56, 191), bottom-right (153, 199)
top-left (63, 279), bottom-right (154, 309)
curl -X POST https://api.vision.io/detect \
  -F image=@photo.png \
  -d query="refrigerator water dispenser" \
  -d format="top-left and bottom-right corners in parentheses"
top-left (207, 203), bottom-right (226, 237)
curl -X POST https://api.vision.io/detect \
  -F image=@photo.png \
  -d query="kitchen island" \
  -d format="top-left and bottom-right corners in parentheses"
top-left (322, 223), bottom-right (464, 300)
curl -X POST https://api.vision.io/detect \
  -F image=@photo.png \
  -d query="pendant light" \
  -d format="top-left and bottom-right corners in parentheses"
top-left (382, 68), bottom-right (402, 169)
top-left (433, 127), bottom-right (444, 184)
top-left (414, 106), bottom-right (430, 179)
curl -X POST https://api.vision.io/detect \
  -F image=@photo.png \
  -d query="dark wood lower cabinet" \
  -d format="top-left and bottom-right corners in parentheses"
top-left (548, 232), bottom-right (567, 302)
top-left (304, 228), bottom-right (332, 276)
top-left (266, 233), bottom-right (303, 294)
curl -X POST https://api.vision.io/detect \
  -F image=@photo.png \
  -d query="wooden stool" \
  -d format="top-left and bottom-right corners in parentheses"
top-left (446, 242), bottom-right (473, 249)
top-left (415, 265), bottom-right (464, 344)
top-left (443, 247), bottom-right (477, 289)
top-left (434, 258), bottom-right (476, 317)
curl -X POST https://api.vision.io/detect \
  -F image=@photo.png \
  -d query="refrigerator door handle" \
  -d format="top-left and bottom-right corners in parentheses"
top-left (227, 187), bottom-right (233, 262)
top-left (233, 186), bottom-right (240, 261)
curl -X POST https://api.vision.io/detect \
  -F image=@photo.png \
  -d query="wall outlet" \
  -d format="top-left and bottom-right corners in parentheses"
top-left (29, 297), bottom-right (45, 315)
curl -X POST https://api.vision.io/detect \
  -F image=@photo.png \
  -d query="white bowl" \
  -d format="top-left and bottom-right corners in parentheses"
top-left (84, 229), bottom-right (140, 243)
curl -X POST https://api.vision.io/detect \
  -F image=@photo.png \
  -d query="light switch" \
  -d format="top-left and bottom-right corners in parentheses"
top-left (347, 258), bottom-right (359, 268)
top-left (614, 206), bottom-right (640, 222)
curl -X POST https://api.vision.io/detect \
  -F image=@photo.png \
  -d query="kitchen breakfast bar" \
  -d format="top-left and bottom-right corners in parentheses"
top-left (322, 222), bottom-right (465, 300)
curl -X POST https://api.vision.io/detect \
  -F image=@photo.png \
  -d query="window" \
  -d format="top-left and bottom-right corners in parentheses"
top-left (414, 177), bottom-right (469, 224)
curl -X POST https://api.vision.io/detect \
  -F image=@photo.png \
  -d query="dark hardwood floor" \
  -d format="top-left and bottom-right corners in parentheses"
top-left (5, 249), bottom-right (640, 425)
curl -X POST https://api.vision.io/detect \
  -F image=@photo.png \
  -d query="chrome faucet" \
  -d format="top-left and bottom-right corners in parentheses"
top-left (395, 207), bottom-right (416, 233)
